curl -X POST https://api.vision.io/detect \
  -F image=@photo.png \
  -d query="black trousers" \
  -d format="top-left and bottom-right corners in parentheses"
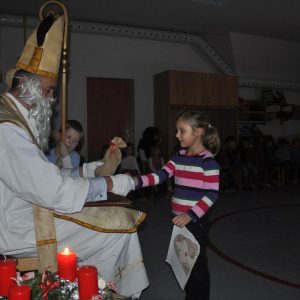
top-left (184, 214), bottom-right (210, 300)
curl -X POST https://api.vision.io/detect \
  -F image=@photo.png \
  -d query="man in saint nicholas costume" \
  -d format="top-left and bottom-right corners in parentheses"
top-left (0, 11), bottom-right (149, 299)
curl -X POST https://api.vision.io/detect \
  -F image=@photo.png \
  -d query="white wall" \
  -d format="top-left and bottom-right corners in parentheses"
top-left (0, 25), bottom-right (218, 157)
top-left (2, 25), bottom-right (300, 155)
top-left (0, 27), bottom-right (24, 86)
top-left (230, 32), bottom-right (300, 82)
top-left (202, 32), bottom-right (236, 72)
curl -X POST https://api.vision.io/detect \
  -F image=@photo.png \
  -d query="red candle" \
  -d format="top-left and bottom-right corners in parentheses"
top-left (0, 259), bottom-right (17, 296)
top-left (8, 285), bottom-right (31, 300)
top-left (78, 266), bottom-right (99, 300)
top-left (57, 248), bottom-right (77, 282)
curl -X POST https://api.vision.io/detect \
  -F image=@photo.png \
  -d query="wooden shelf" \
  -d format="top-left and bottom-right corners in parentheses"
top-left (239, 97), bottom-right (295, 124)
top-left (239, 120), bottom-right (266, 124)
top-left (238, 99), bottom-right (266, 123)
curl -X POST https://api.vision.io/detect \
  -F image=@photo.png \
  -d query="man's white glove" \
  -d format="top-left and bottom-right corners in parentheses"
top-left (110, 174), bottom-right (135, 196)
top-left (82, 161), bottom-right (104, 178)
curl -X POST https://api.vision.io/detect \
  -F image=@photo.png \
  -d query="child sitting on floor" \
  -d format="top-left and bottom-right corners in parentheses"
top-left (119, 143), bottom-right (140, 176)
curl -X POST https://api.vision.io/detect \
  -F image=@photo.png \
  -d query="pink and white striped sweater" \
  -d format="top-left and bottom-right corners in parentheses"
top-left (137, 149), bottom-right (219, 222)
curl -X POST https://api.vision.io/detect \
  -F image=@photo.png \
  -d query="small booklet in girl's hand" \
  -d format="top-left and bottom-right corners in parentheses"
top-left (166, 225), bottom-right (200, 289)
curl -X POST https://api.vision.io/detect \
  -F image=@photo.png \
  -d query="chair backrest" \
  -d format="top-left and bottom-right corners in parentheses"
top-left (16, 257), bottom-right (39, 272)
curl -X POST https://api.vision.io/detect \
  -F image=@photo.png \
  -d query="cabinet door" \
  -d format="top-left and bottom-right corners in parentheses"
top-left (206, 74), bottom-right (238, 107)
top-left (168, 71), bottom-right (238, 107)
top-left (204, 73), bottom-right (218, 106)
top-left (169, 71), bottom-right (206, 106)
top-left (223, 75), bottom-right (238, 107)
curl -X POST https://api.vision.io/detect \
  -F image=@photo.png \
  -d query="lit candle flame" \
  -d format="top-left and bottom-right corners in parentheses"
top-left (63, 247), bottom-right (70, 255)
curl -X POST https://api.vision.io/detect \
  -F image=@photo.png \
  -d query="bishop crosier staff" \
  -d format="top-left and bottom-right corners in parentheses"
top-left (39, 0), bottom-right (68, 142)
top-left (30, 0), bottom-right (69, 274)
top-left (0, 1), bottom-right (149, 297)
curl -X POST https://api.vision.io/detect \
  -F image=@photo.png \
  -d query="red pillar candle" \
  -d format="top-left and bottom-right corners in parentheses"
top-left (57, 248), bottom-right (77, 282)
top-left (78, 265), bottom-right (99, 300)
top-left (0, 259), bottom-right (17, 296)
top-left (8, 285), bottom-right (31, 300)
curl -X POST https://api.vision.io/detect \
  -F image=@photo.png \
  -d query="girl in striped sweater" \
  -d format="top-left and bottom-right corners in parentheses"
top-left (135, 110), bottom-right (220, 300)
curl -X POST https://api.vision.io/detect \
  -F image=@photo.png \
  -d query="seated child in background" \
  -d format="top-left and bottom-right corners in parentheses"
top-left (47, 120), bottom-right (84, 169)
top-left (239, 138), bottom-right (258, 189)
top-left (119, 143), bottom-right (140, 176)
top-left (274, 137), bottom-right (293, 183)
top-left (263, 136), bottom-right (277, 184)
top-left (137, 126), bottom-right (161, 173)
top-left (149, 146), bottom-right (165, 173)
top-left (220, 136), bottom-right (242, 190)
top-left (290, 138), bottom-right (300, 182)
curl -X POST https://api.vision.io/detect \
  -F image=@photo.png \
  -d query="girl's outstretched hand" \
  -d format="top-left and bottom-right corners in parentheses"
top-left (172, 213), bottom-right (192, 228)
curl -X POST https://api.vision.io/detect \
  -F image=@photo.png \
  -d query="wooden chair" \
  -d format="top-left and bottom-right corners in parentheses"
top-left (220, 168), bottom-right (242, 191)
top-left (16, 257), bottom-right (39, 272)
top-left (270, 166), bottom-right (285, 185)
top-left (16, 195), bottom-right (132, 273)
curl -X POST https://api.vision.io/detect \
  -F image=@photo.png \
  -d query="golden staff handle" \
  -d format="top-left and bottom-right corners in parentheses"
top-left (39, 0), bottom-right (69, 143)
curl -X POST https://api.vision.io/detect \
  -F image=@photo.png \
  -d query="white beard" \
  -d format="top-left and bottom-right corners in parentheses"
top-left (18, 77), bottom-right (55, 151)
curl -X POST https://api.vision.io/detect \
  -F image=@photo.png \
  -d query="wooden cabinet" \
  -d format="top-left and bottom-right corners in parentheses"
top-left (162, 70), bottom-right (238, 107)
top-left (154, 70), bottom-right (239, 159)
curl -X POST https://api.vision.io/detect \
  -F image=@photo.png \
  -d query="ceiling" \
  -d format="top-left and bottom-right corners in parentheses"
top-left (0, 0), bottom-right (300, 43)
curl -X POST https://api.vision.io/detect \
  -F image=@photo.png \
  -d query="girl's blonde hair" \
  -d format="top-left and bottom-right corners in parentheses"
top-left (177, 110), bottom-right (220, 155)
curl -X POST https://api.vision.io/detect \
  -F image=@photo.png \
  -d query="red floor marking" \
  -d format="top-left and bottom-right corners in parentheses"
top-left (208, 205), bottom-right (300, 289)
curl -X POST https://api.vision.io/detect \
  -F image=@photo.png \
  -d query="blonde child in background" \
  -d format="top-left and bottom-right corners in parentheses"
top-left (119, 143), bottom-right (140, 176)
top-left (134, 110), bottom-right (220, 300)
top-left (47, 119), bottom-right (84, 169)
